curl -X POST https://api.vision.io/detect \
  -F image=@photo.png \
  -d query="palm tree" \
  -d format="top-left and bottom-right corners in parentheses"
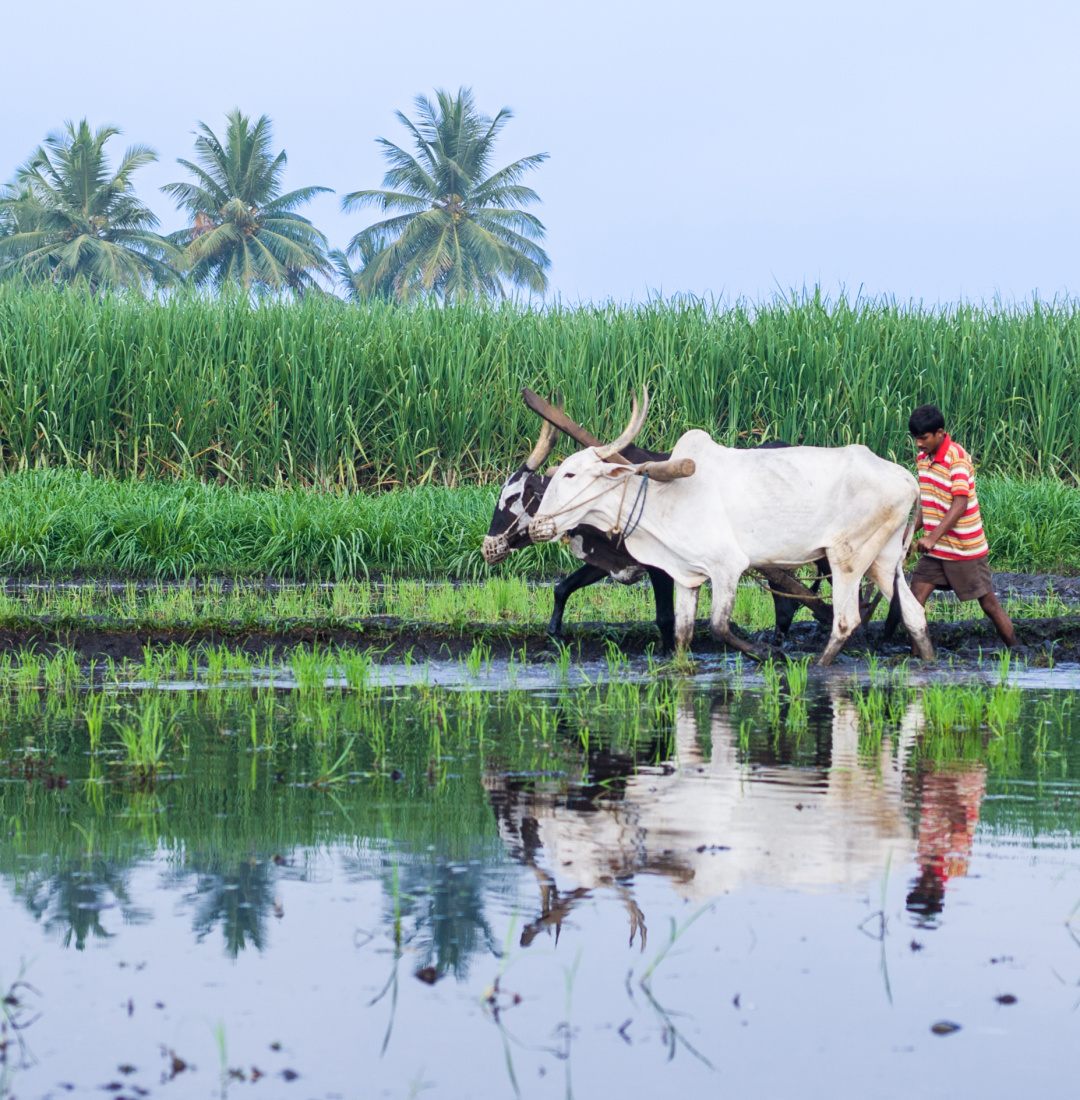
top-left (162, 110), bottom-right (332, 294)
top-left (342, 87), bottom-right (550, 302)
top-left (328, 240), bottom-right (395, 301)
top-left (0, 120), bottom-right (178, 290)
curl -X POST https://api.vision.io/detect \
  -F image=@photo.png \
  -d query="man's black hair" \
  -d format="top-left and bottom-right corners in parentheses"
top-left (909, 404), bottom-right (945, 437)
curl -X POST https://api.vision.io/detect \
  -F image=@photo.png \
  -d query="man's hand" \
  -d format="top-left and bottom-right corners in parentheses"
top-left (914, 495), bottom-right (968, 555)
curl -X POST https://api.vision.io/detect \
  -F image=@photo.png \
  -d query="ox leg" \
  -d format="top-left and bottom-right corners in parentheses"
top-left (709, 573), bottom-right (772, 662)
top-left (772, 593), bottom-right (799, 640)
top-left (549, 564), bottom-right (607, 641)
top-left (817, 567), bottom-right (865, 666)
top-left (866, 550), bottom-right (934, 662)
top-left (646, 567), bottom-right (676, 654)
top-left (673, 583), bottom-right (701, 653)
top-left (811, 559), bottom-right (835, 629)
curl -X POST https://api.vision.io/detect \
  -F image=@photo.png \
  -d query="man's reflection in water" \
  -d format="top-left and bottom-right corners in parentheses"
top-left (906, 761), bottom-right (987, 926)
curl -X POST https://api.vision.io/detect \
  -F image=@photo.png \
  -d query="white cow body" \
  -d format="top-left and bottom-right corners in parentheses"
top-left (531, 430), bottom-right (933, 664)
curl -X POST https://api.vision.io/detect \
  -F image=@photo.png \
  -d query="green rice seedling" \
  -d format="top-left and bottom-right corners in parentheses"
top-left (84, 692), bottom-right (106, 751)
top-left (738, 718), bottom-right (751, 757)
top-left (204, 645), bottom-right (227, 685)
top-left (43, 649), bottom-right (79, 692)
top-left (553, 643), bottom-right (572, 679)
top-left (959, 687), bottom-right (987, 734)
top-left (464, 640), bottom-right (492, 678)
top-left (342, 648), bottom-right (375, 691)
top-left (922, 684), bottom-right (963, 732)
top-left (138, 644), bottom-right (160, 687)
top-left (761, 659), bottom-right (783, 727)
top-left (987, 682), bottom-right (1023, 737)
top-left (864, 652), bottom-right (884, 687)
top-left (604, 639), bottom-right (630, 679)
top-left (785, 655), bottom-right (811, 700)
top-left (115, 702), bottom-right (170, 783)
top-left (886, 682), bottom-right (915, 725)
top-left (855, 686), bottom-right (888, 734)
top-left (993, 650), bottom-right (1013, 688)
top-left (15, 650), bottom-right (42, 690)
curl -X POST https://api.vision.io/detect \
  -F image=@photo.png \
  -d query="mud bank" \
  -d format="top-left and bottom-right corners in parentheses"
top-left (0, 610), bottom-right (1074, 665)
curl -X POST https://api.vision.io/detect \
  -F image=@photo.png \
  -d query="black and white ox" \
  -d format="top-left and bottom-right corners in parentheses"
top-left (481, 392), bottom-right (833, 653)
top-left (527, 389), bottom-right (934, 666)
top-left (481, 402), bottom-right (678, 651)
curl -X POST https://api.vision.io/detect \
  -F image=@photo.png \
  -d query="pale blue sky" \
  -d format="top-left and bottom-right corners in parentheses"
top-left (3, 0), bottom-right (1078, 304)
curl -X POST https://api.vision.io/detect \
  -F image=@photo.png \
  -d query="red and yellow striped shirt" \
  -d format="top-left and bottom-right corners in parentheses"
top-left (916, 435), bottom-right (988, 560)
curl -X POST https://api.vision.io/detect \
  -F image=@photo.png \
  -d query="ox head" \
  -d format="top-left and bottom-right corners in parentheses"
top-left (528, 388), bottom-right (695, 544)
top-left (481, 418), bottom-right (560, 565)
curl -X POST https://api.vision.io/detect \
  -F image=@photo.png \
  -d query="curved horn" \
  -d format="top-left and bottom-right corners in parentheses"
top-left (523, 418), bottom-right (558, 471)
top-left (522, 388), bottom-right (602, 448)
top-left (595, 387), bottom-right (650, 462)
top-left (636, 457), bottom-right (695, 482)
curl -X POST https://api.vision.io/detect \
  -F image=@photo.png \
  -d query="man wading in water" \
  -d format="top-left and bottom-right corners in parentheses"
top-left (906, 403), bottom-right (1018, 650)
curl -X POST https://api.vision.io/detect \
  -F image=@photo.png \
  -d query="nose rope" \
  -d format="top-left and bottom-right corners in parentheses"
top-left (531, 467), bottom-right (656, 548)
top-left (533, 468), bottom-right (637, 522)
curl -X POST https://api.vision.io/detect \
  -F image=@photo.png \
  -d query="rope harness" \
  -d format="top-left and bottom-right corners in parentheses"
top-left (528, 466), bottom-right (648, 546)
top-left (612, 470), bottom-right (649, 548)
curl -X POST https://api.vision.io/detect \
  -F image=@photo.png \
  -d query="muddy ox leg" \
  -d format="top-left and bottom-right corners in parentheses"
top-left (673, 583), bottom-right (701, 653)
top-left (709, 572), bottom-right (771, 661)
top-left (817, 565), bottom-right (865, 666)
top-left (646, 567), bottom-right (676, 654)
top-left (867, 550), bottom-right (934, 662)
top-left (549, 564), bottom-right (607, 640)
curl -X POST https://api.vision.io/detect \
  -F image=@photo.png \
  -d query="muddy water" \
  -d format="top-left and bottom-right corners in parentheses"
top-left (2, 667), bottom-right (1080, 1099)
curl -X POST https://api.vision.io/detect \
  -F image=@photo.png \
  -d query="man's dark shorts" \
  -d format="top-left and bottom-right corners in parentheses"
top-left (910, 554), bottom-right (993, 602)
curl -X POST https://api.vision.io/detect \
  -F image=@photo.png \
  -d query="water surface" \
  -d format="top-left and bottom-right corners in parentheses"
top-left (2, 665), bottom-right (1079, 1099)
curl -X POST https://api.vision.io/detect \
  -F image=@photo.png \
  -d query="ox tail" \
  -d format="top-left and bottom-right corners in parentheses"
top-left (882, 519), bottom-right (916, 642)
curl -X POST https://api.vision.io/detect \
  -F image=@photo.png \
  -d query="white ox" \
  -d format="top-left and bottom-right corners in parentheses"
top-left (528, 391), bottom-right (934, 665)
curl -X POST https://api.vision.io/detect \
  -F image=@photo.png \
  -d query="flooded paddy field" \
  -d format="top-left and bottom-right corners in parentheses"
top-left (3, 647), bottom-right (1080, 1099)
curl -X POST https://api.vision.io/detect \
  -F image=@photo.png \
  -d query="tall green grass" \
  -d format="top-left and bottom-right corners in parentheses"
top-left (0, 468), bottom-right (1074, 578)
top-left (3, 287), bottom-right (1080, 485)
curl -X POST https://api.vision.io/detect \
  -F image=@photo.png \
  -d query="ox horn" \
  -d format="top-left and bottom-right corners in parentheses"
top-left (595, 387), bottom-right (650, 462)
top-left (523, 417), bottom-right (558, 471)
top-left (522, 388), bottom-right (603, 448)
top-left (637, 457), bottom-right (696, 482)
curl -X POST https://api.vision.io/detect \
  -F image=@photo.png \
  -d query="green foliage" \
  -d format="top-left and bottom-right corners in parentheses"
top-left (162, 110), bottom-right (331, 293)
top-left (0, 121), bottom-right (178, 290)
top-left (3, 290), bottom-right (1080, 488)
top-left (343, 87), bottom-right (549, 301)
top-left (0, 469), bottom-right (1067, 580)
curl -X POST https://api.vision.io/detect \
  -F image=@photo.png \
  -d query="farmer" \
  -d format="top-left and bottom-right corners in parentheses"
top-left (906, 403), bottom-right (1018, 649)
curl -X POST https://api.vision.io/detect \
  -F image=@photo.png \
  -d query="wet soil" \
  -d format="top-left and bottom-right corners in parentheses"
top-left (0, 571), bottom-right (1074, 665)
top-left (0, 611), bottom-right (1074, 665)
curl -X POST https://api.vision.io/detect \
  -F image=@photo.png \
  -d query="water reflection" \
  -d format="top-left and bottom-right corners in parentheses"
top-left (0, 675), bottom-right (1071, 973)
top-left (165, 856), bottom-right (281, 956)
top-left (16, 857), bottom-right (151, 950)
top-left (906, 761), bottom-right (987, 926)
top-left (485, 684), bottom-right (921, 944)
